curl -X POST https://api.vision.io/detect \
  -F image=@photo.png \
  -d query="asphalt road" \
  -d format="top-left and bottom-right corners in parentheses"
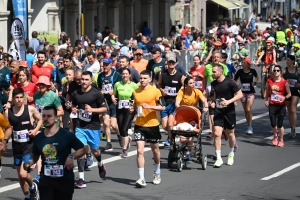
top-left (1, 60), bottom-right (300, 200)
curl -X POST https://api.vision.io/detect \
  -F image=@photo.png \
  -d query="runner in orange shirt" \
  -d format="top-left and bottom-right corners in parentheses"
top-left (30, 51), bottom-right (54, 80)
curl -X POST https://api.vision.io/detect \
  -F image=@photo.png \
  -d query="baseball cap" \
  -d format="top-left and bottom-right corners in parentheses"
top-left (102, 58), bottom-right (112, 64)
top-left (134, 49), bottom-right (143, 55)
top-left (156, 37), bottom-right (163, 42)
top-left (151, 47), bottom-right (161, 53)
top-left (97, 32), bottom-right (102, 37)
top-left (166, 52), bottom-right (176, 62)
top-left (292, 24), bottom-right (298, 28)
top-left (209, 30), bottom-right (214, 34)
top-left (36, 76), bottom-right (51, 86)
top-left (20, 61), bottom-right (28, 67)
top-left (243, 57), bottom-right (251, 65)
top-left (185, 24), bottom-right (192, 28)
top-left (110, 52), bottom-right (117, 57)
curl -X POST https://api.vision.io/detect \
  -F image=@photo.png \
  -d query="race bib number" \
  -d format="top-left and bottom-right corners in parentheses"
top-left (118, 100), bottom-right (130, 109)
top-left (36, 105), bottom-right (44, 115)
top-left (195, 81), bottom-right (203, 89)
top-left (215, 99), bottom-right (226, 108)
top-left (44, 165), bottom-right (64, 177)
top-left (102, 84), bottom-right (113, 94)
top-left (78, 109), bottom-right (92, 122)
top-left (13, 129), bottom-right (29, 143)
top-left (241, 83), bottom-right (251, 91)
top-left (165, 86), bottom-right (177, 96)
top-left (288, 79), bottom-right (297, 87)
top-left (137, 106), bottom-right (143, 117)
top-left (271, 94), bottom-right (284, 102)
top-left (70, 112), bottom-right (78, 118)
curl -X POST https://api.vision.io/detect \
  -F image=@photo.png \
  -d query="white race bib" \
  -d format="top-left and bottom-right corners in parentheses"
top-left (288, 79), bottom-right (297, 87)
top-left (70, 112), bottom-right (78, 118)
top-left (102, 84), bottom-right (113, 94)
top-left (195, 81), bottom-right (203, 89)
top-left (44, 165), bottom-right (64, 177)
top-left (241, 83), bottom-right (251, 91)
top-left (165, 86), bottom-right (177, 96)
top-left (118, 100), bottom-right (130, 109)
top-left (271, 94), bottom-right (284, 102)
top-left (78, 109), bottom-right (92, 122)
top-left (137, 106), bottom-right (143, 117)
top-left (216, 99), bottom-right (227, 108)
top-left (13, 129), bottom-right (29, 143)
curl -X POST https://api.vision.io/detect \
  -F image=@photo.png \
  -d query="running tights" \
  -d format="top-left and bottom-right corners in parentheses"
top-left (116, 108), bottom-right (135, 137)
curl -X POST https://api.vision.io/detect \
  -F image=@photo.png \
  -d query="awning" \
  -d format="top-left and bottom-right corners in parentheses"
top-left (228, 0), bottom-right (249, 8)
top-left (210, 0), bottom-right (240, 10)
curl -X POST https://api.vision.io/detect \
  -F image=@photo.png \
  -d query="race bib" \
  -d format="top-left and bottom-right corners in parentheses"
top-left (36, 105), bottom-right (44, 115)
top-left (215, 99), bottom-right (226, 108)
top-left (13, 129), bottom-right (29, 143)
top-left (70, 112), bottom-right (78, 118)
top-left (118, 100), bottom-right (130, 109)
top-left (78, 109), bottom-right (92, 122)
top-left (195, 81), bottom-right (203, 89)
top-left (44, 165), bottom-right (64, 177)
top-left (165, 86), bottom-right (177, 96)
top-left (241, 83), bottom-right (251, 91)
top-left (102, 84), bottom-right (113, 94)
top-left (288, 79), bottom-right (297, 87)
top-left (271, 94), bottom-right (284, 102)
top-left (137, 106), bottom-right (143, 117)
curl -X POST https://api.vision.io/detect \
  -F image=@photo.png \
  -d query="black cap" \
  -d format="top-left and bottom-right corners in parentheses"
top-left (111, 52), bottom-right (117, 57)
top-left (151, 47), bottom-right (161, 53)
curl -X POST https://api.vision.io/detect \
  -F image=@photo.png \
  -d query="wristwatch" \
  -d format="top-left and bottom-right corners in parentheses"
top-left (68, 153), bottom-right (74, 160)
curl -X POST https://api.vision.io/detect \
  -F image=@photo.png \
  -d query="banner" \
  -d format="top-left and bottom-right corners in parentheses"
top-left (37, 31), bottom-right (59, 45)
top-left (12, 0), bottom-right (28, 38)
top-left (10, 18), bottom-right (26, 61)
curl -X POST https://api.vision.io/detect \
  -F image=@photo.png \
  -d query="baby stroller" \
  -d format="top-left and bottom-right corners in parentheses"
top-left (168, 106), bottom-right (207, 172)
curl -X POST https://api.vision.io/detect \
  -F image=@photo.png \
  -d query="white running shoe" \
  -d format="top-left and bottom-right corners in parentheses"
top-left (153, 173), bottom-right (161, 185)
top-left (135, 178), bottom-right (147, 188)
top-left (227, 153), bottom-right (234, 166)
top-left (213, 157), bottom-right (223, 168)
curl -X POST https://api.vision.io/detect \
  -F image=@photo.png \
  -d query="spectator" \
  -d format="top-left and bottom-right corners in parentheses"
top-left (130, 49), bottom-right (148, 74)
top-left (26, 47), bottom-right (36, 69)
top-left (181, 24), bottom-right (192, 37)
top-left (102, 26), bottom-right (111, 39)
top-left (120, 40), bottom-right (132, 57)
top-left (142, 21), bottom-right (152, 37)
top-left (59, 32), bottom-right (67, 45)
top-left (95, 33), bottom-right (103, 47)
top-left (29, 31), bottom-right (39, 53)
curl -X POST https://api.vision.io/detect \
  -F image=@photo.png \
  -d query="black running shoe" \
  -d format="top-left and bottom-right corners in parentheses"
top-left (75, 179), bottom-right (86, 188)
top-left (98, 164), bottom-right (106, 179)
top-left (29, 182), bottom-right (39, 200)
top-left (103, 143), bottom-right (113, 152)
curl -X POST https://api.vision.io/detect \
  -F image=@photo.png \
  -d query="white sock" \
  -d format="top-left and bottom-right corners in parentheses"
top-left (138, 168), bottom-right (144, 179)
top-left (98, 160), bottom-right (103, 166)
top-left (230, 148), bottom-right (234, 154)
top-left (154, 163), bottom-right (161, 174)
top-left (216, 150), bottom-right (221, 158)
top-left (79, 172), bottom-right (84, 180)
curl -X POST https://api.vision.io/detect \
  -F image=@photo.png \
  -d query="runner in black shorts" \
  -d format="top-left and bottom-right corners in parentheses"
top-left (210, 64), bottom-right (242, 168)
top-left (130, 70), bottom-right (165, 188)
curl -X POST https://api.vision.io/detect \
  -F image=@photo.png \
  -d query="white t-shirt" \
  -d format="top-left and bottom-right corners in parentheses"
top-left (226, 36), bottom-right (236, 45)
top-left (58, 44), bottom-right (68, 52)
top-left (230, 25), bottom-right (239, 35)
top-left (84, 61), bottom-right (100, 77)
top-left (192, 41), bottom-right (201, 49)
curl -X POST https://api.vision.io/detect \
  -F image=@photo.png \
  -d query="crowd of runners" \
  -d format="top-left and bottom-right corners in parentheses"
top-left (0, 10), bottom-right (300, 199)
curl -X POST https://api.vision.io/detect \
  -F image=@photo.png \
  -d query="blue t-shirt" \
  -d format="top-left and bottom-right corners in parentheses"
top-left (226, 64), bottom-right (236, 79)
top-left (120, 46), bottom-right (129, 56)
top-left (26, 54), bottom-right (36, 69)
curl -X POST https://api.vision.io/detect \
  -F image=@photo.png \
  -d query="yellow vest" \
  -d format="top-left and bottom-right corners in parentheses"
top-left (276, 31), bottom-right (287, 43)
top-left (285, 28), bottom-right (294, 43)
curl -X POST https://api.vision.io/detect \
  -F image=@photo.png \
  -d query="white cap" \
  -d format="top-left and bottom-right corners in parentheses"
top-left (186, 24), bottom-right (192, 28)
top-left (268, 37), bottom-right (275, 42)
top-left (209, 30), bottom-right (214, 34)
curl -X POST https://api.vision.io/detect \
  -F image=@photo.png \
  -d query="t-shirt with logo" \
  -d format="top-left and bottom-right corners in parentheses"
top-left (30, 62), bottom-right (54, 79)
top-left (114, 81), bottom-right (138, 100)
top-left (190, 66), bottom-right (205, 91)
top-left (146, 58), bottom-right (165, 79)
top-left (34, 90), bottom-right (62, 116)
top-left (32, 128), bottom-right (84, 180)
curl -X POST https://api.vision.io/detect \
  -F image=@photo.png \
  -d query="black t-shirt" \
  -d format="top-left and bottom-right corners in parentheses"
top-left (72, 87), bottom-right (106, 130)
top-left (161, 71), bottom-right (183, 104)
top-left (211, 77), bottom-right (240, 113)
top-left (146, 58), bottom-right (165, 79)
top-left (67, 81), bottom-right (81, 98)
top-left (234, 68), bottom-right (257, 94)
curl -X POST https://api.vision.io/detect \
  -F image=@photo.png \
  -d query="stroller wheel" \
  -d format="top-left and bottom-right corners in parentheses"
top-left (201, 154), bottom-right (207, 170)
top-left (167, 150), bottom-right (173, 168)
top-left (176, 152), bottom-right (183, 172)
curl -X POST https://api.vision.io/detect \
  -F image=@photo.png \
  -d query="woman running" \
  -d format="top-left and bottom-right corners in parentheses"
top-left (282, 55), bottom-right (300, 138)
top-left (111, 68), bottom-right (138, 158)
top-left (265, 65), bottom-right (291, 147)
top-left (189, 55), bottom-right (205, 93)
top-left (234, 57), bottom-right (258, 134)
top-left (14, 69), bottom-right (38, 106)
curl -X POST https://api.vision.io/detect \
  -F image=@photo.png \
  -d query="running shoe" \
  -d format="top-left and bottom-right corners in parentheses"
top-left (101, 134), bottom-right (107, 141)
top-left (233, 142), bottom-right (238, 153)
top-left (206, 132), bottom-right (214, 139)
top-left (29, 182), bottom-right (39, 200)
top-left (164, 139), bottom-right (170, 146)
top-left (98, 164), bottom-right (107, 179)
top-left (246, 126), bottom-right (253, 135)
top-left (277, 140), bottom-right (284, 147)
top-left (103, 143), bottom-right (113, 151)
top-left (272, 136), bottom-right (278, 146)
top-left (121, 150), bottom-right (128, 158)
top-left (86, 153), bottom-right (94, 166)
top-left (128, 129), bottom-right (133, 136)
top-left (127, 136), bottom-right (132, 151)
top-left (33, 175), bottom-right (40, 183)
top-left (117, 135), bottom-right (123, 148)
top-left (290, 128), bottom-right (296, 138)
top-left (213, 157), bottom-right (223, 168)
top-left (227, 153), bottom-right (234, 166)
top-left (135, 178), bottom-right (147, 188)
top-left (75, 179), bottom-right (86, 188)
top-left (153, 173), bottom-right (161, 185)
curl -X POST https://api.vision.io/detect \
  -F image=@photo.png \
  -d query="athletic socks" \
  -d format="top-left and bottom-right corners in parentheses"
top-left (154, 163), bottom-right (161, 174)
top-left (78, 172), bottom-right (84, 180)
top-left (229, 148), bottom-right (234, 154)
top-left (95, 154), bottom-right (103, 166)
top-left (138, 168), bottom-right (145, 180)
top-left (215, 150), bottom-right (221, 158)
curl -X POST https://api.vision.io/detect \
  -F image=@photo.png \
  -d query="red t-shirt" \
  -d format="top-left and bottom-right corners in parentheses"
top-left (30, 62), bottom-right (54, 79)
top-left (10, 73), bottom-right (17, 85)
top-left (268, 78), bottom-right (287, 105)
top-left (190, 66), bottom-right (205, 91)
top-left (14, 82), bottom-right (39, 106)
top-left (31, 74), bottom-right (38, 84)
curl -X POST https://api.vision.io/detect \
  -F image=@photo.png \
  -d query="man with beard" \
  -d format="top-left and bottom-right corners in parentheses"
top-left (3, 88), bottom-right (43, 200)
top-left (25, 106), bottom-right (86, 200)
top-left (30, 51), bottom-right (54, 80)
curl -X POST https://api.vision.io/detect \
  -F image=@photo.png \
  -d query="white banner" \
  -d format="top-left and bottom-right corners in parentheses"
top-left (10, 18), bottom-right (26, 61)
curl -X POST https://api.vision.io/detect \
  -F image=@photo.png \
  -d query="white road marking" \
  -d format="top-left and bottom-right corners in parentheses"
top-left (261, 162), bottom-right (300, 180)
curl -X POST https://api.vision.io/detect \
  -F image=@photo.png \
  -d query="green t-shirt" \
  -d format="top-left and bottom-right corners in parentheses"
top-left (295, 50), bottom-right (300, 64)
top-left (113, 81), bottom-right (138, 100)
top-left (32, 128), bottom-right (84, 180)
top-left (34, 90), bottom-right (62, 114)
top-left (204, 63), bottom-right (229, 85)
top-left (235, 48), bottom-right (249, 58)
top-left (200, 41), bottom-right (208, 54)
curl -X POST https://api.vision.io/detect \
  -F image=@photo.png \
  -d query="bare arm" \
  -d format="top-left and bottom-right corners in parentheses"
top-left (30, 106), bottom-right (43, 135)
top-left (285, 82), bottom-right (291, 99)
top-left (56, 106), bottom-right (64, 117)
